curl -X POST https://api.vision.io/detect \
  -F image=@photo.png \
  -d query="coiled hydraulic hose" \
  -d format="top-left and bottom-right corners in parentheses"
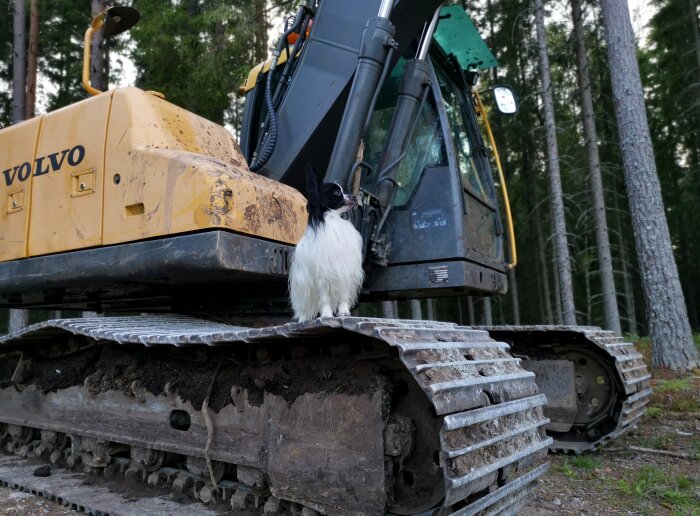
top-left (249, 6), bottom-right (309, 172)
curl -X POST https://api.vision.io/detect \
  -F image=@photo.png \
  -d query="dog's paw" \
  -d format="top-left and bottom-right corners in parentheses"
top-left (337, 302), bottom-right (351, 317)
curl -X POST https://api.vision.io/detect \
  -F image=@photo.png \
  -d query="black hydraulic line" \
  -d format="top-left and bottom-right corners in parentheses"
top-left (249, 5), bottom-right (309, 172)
top-left (272, 14), bottom-right (311, 110)
top-left (361, 45), bottom-right (395, 138)
top-left (373, 6), bottom-right (440, 208)
top-left (373, 59), bottom-right (432, 209)
top-left (324, 15), bottom-right (397, 185)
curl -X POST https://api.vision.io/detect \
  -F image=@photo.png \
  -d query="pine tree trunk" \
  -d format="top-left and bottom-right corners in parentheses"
top-left (11, 0), bottom-right (28, 333)
top-left (467, 296), bottom-right (475, 325)
top-left (9, 309), bottom-right (29, 333)
top-left (90, 0), bottom-right (106, 91)
top-left (24, 0), bottom-right (38, 119)
top-left (690, 0), bottom-right (700, 74)
top-left (619, 241), bottom-right (638, 335)
top-left (613, 188), bottom-right (639, 335)
top-left (426, 299), bottom-right (435, 320)
top-left (479, 297), bottom-right (493, 325)
top-left (600, 0), bottom-right (700, 369)
top-left (508, 268), bottom-right (521, 325)
top-left (535, 213), bottom-right (554, 323)
top-left (410, 299), bottom-right (422, 320)
top-left (254, 0), bottom-right (268, 63)
top-left (381, 301), bottom-right (396, 319)
top-left (584, 257), bottom-right (592, 325)
top-left (571, 0), bottom-right (621, 334)
top-left (12, 0), bottom-right (26, 123)
top-left (522, 145), bottom-right (554, 324)
top-left (551, 242), bottom-right (563, 324)
top-left (534, 0), bottom-right (577, 325)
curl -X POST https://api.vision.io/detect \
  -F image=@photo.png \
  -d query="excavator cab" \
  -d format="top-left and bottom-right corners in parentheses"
top-left (240, 3), bottom-right (515, 301)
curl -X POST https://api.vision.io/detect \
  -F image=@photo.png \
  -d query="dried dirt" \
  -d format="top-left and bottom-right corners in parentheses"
top-left (523, 367), bottom-right (700, 515)
top-left (0, 486), bottom-right (78, 515)
top-left (17, 343), bottom-right (387, 412)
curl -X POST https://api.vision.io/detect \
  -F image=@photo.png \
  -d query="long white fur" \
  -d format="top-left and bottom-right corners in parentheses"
top-left (289, 208), bottom-right (364, 322)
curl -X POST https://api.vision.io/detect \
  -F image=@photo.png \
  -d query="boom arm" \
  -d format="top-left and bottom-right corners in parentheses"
top-left (239, 0), bottom-right (443, 194)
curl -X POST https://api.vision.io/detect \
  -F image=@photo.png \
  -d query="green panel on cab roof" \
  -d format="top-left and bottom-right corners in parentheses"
top-left (434, 5), bottom-right (498, 70)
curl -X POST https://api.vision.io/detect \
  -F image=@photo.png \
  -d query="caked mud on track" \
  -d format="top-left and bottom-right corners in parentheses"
top-left (0, 315), bottom-right (552, 515)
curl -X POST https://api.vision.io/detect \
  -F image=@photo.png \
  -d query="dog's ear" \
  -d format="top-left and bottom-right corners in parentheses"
top-left (304, 163), bottom-right (321, 225)
top-left (304, 163), bottom-right (320, 201)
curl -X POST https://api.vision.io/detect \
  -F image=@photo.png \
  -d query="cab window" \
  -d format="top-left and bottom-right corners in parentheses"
top-left (363, 58), bottom-right (447, 207)
top-left (434, 64), bottom-right (496, 206)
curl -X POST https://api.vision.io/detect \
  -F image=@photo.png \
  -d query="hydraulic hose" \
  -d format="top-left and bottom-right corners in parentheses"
top-left (249, 6), bottom-right (308, 172)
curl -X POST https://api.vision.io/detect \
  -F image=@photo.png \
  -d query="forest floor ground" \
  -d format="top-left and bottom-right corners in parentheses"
top-left (0, 338), bottom-right (698, 515)
top-left (523, 336), bottom-right (700, 515)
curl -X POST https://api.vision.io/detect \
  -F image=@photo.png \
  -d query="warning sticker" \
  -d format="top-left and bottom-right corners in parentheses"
top-left (429, 266), bottom-right (449, 283)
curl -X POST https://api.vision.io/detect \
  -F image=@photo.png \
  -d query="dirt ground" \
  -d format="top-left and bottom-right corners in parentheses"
top-left (523, 338), bottom-right (700, 515)
top-left (0, 338), bottom-right (698, 515)
top-left (0, 486), bottom-right (77, 515)
top-left (523, 408), bottom-right (700, 515)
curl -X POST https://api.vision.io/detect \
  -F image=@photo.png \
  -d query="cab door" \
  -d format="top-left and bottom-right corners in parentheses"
top-left (432, 56), bottom-right (504, 267)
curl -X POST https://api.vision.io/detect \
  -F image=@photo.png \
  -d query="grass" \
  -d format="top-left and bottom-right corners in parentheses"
top-left (692, 438), bottom-right (700, 459)
top-left (570, 455), bottom-right (600, 470)
top-left (654, 377), bottom-right (695, 394)
top-left (644, 406), bottom-right (662, 418)
top-left (636, 432), bottom-right (678, 450)
top-left (555, 454), bottom-right (601, 478)
top-left (615, 465), bottom-right (698, 513)
top-left (651, 376), bottom-right (700, 412)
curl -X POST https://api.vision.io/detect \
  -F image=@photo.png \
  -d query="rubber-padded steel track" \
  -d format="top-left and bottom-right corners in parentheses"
top-left (0, 315), bottom-right (552, 514)
top-left (486, 325), bottom-right (652, 453)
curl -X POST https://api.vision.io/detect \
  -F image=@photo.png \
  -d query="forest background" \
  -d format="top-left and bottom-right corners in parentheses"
top-left (1, 0), bottom-right (699, 359)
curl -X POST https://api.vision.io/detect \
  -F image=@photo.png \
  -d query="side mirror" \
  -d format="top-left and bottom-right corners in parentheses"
top-left (492, 85), bottom-right (518, 115)
top-left (102, 6), bottom-right (141, 37)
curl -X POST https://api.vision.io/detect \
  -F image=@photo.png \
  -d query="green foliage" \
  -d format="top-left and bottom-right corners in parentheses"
top-left (655, 377), bottom-right (695, 394)
top-left (557, 454), bottom-right (600, 478)
top-left (651, 376), bottom-right (700, 412)
top-left (625, 465), bottom-right (664, 497)
top-left (570, 454), bottom-right (600, 470)
top-left (129, 0), bottom-right (265, 126)
top-left (693, 438), bottom-right (700, 459)
top-left (638, 432), bottom-right (678, 451)
top-left (35, 0), bottom-right (91, 111)
top-left (644, 406), bottom-right (662, 418)
top-left (617, 465), bottom-right (698, 513)
top-left (559, 460), bottom-right (577, 478)
top-left (641, 0), bottom-right (700, 332)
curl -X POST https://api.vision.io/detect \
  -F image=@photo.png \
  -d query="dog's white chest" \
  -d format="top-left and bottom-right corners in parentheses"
top-left (289, 212), bottom-right (364, 321)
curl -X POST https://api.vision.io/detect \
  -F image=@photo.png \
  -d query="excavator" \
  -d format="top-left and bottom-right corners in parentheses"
top-left (0, 1), bottom-right (651, 514)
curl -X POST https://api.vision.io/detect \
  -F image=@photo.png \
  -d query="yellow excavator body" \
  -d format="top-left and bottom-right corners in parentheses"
top-left (0, 87), bottom-right (307, 263)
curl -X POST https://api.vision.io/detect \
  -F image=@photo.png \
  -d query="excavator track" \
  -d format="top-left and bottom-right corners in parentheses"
top-left (487, 326), bottom-right (652, 453)
top-left (0, 315), bottom-right (551, 515)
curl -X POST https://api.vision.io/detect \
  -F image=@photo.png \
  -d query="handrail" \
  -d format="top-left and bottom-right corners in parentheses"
top-left (82, 11), bottom-right (106, 96)
top-left (474, 90), bottom-right (517, 269)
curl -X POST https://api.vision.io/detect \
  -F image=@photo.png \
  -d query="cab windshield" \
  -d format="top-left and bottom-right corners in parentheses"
top-left (363, 58), bottom-right (447, 207)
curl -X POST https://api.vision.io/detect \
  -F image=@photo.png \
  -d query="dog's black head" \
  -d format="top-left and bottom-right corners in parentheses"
top-left (305, 164), bottom-right (356, 229)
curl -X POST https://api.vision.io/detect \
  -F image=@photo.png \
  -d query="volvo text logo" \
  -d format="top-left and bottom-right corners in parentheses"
top-left (2, 145), bottom-right (86, 187)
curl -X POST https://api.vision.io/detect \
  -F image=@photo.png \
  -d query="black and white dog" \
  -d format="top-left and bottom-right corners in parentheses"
top-left (289, 164), bottom-right (364, 322)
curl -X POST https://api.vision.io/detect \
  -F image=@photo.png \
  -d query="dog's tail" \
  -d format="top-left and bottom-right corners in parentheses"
top-left (304, 163), bottom-right (322, 229)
